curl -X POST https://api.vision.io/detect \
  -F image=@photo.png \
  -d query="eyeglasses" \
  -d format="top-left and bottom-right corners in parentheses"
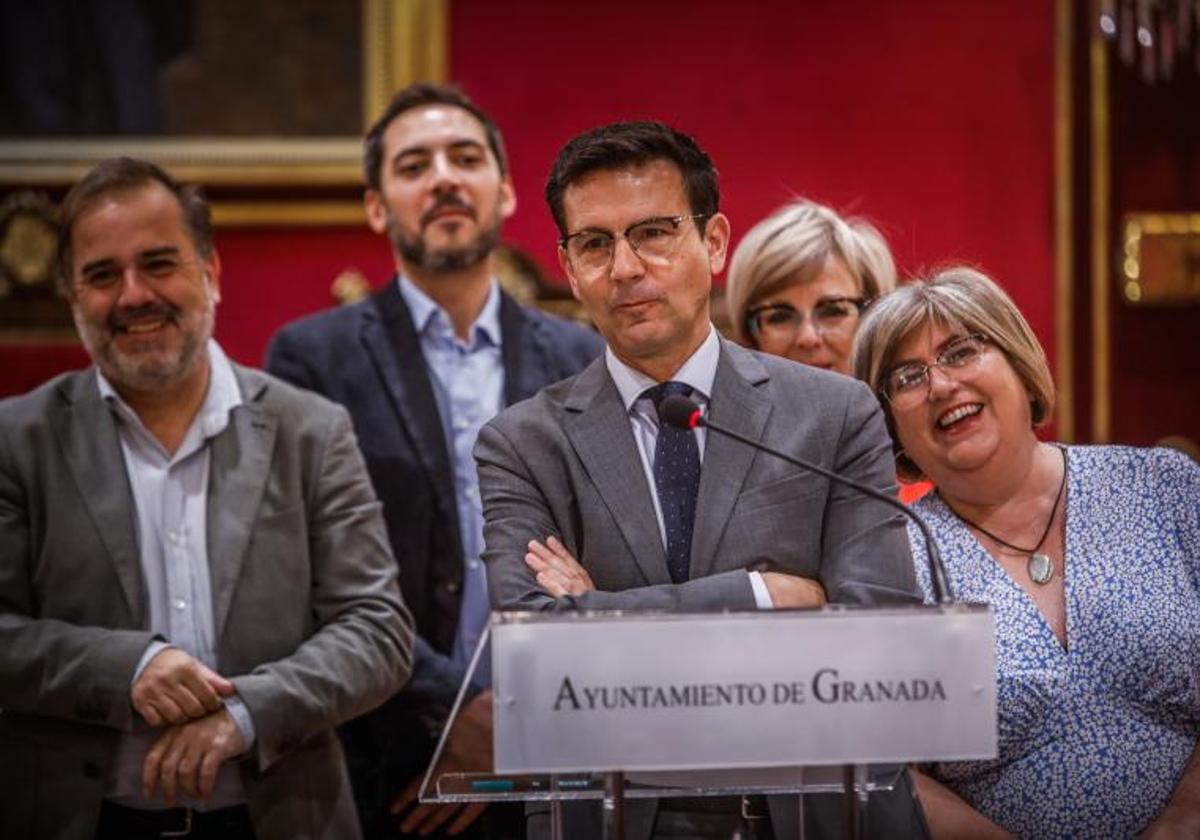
top-left (882, 333), bottom-right (991, 409)
top-left (745, 297), bottom-right (867, 344)
top-left (559, 214), bottom-right (709, 278)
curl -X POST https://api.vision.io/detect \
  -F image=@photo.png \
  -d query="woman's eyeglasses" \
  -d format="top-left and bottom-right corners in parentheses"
top-left (882, 333), bottom-right (992, 408)
top-left (746, 296), bottom-right (867, 344)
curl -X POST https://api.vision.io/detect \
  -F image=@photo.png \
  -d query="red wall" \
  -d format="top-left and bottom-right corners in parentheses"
top-left (212, 227), bottom-right (393, 365)
top-left (451, 0), bottom-right (1055, 342)
top-left (1, 0), bottom-right (1056, 396)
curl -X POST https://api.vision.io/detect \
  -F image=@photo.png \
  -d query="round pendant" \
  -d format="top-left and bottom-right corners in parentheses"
top-left (1027, 552), bottom-right (1054, 585)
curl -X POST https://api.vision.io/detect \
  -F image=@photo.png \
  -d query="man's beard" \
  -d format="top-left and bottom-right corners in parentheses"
top-left (74, 295), bottom-right (215, 394)
top-left (388, 208), bottom-right (502, 274)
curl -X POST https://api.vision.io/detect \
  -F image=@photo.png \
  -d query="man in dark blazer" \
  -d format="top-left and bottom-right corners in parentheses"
top-left (475, 122), bottom-right (928, 838)
top-left (265, 83), bottom-right (602, 839)
top-left (0, 157), bottom-right (414, 839)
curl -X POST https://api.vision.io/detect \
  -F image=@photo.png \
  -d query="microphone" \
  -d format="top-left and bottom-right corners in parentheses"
top-left (658, 394), bottom-right (953, 604)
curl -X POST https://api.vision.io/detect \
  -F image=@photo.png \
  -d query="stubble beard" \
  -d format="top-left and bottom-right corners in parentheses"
top-left (388, 210), bottom-right (502, 274)
top-left (75, 293), bottom-right (216, 395)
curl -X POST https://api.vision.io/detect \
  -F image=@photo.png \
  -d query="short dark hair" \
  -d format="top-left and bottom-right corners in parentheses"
top-left (363, 82), bottom-right (508, 191)
top-left (57, 156), bottom-right (213, 291)
top-left (544, 121), bottom-right (720, 237)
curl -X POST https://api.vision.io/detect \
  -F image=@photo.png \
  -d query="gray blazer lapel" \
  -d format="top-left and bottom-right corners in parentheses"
top-left (208, 370), bottom-right (277, 635)
top-left (563, 360), bottom-right (670, 585)
top-left (50, 372), bottom-right (144, 623)
top-left (690, 340), bottom-right (772, 578)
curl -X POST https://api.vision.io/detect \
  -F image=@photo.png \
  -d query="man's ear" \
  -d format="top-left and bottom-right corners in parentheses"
top-left (704, 212), bottom-right (731, 276)
top-left (364, 189), bottom-right (389, 235)
top-left (558, 246), bottom-right (582, 301)
top-left (498, 175), bottom-right (517, 222)
top-left (205, 250), bottom-right (222, 305)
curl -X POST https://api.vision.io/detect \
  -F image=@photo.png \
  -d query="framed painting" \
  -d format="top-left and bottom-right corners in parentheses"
top-left (0, 0), bottom-right (446, 186)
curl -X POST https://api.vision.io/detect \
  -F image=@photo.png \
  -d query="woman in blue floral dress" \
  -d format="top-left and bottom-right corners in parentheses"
top-left (853, 267), bottom-right (1200, 838)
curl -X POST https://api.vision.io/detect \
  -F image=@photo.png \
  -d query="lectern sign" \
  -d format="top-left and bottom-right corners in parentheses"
top-left (492, 606), bottom-right (996, 774)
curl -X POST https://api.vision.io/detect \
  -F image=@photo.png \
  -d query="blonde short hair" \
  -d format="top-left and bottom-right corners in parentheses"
top-left (852, 266), bottom-right (1056, 481)
top-left (725, 199), bottom-right (897, 344)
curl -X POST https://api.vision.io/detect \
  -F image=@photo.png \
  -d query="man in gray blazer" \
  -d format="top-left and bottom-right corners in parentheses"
top-left (475, 122), bottom-right (926, 838)
top-left (0, 157), bottom-right (414, 839)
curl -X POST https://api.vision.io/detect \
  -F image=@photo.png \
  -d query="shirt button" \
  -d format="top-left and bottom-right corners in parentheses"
top-left (173, 599), bottom-right (187, 611)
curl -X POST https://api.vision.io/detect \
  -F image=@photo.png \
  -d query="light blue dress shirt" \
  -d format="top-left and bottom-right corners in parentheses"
top-left (100, 340), bottom-right (252, 810)
top-left (604, 326), bottom-right (772, 607)
top-left (398, 276), bottom-right (504, 685)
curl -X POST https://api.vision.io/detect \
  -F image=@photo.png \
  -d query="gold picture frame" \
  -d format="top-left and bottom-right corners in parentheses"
top-left (1119, 213), bottom-right (1200, 306)
top-left (0, 0), bottom-right (446, 187)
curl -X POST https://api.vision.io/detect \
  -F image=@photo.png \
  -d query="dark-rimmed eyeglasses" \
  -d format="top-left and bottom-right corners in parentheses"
top-left (559, 214), bottom-right (709, 278)
top-left (745, 296), bottom-right (867, 344)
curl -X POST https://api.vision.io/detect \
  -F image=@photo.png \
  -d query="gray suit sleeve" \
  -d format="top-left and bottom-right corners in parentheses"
top-left (265, 324), bottom-right (484, 722)
top-left (477, 422), bottom-right (758, 614)
top-left (0, 410), bottom-right (153, 730)
top-left (231, 408), bottom-right (416, 770)
top-left (819, 383), bottom-right (920, 606)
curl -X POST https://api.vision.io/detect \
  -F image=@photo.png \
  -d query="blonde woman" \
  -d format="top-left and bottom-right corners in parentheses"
top-left (726, 199), bottom-right (895, 375)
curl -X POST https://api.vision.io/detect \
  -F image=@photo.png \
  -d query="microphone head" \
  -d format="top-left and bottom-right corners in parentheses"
top-left (659, 393), bottom-right (703, 430)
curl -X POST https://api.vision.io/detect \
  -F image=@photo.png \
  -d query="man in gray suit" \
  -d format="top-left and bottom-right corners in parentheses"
top-left (0, 157), bottom-right (414, 839)
top-left (475, 122), bottom-right (926, 838)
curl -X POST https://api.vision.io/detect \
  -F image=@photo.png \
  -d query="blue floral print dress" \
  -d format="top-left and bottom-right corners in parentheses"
top-left (908, 445), bottom-right (1200, 838)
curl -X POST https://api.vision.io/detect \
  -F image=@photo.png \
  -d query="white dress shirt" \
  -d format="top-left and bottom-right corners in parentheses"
top-left (604, 326), bottom-right (773, 608)
top-left (100, 340), bottom-right (251, 810)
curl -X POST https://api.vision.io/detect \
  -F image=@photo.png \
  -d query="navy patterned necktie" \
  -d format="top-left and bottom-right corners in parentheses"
top-left (645, 381), bottom-right (701, 584)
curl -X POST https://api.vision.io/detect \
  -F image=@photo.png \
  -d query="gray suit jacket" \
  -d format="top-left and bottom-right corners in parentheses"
top-left (475, 337), bottom-right (925, 839)
top-left (477, 337), bottom-right (918, 613)
top-left (0, 365), bottom-right (415, 839)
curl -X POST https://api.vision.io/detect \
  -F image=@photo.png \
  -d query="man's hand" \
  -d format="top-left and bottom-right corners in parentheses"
top-left (141, 707), bottom-right (246, 805)
top-left (525, 536), bottom-right (594, 597)
top-left (761, 572), bottom-right (827, 608)
top-left (131, 648), bottom-right (236, 726)
top-left (391, 690), bottom-right (494, 835)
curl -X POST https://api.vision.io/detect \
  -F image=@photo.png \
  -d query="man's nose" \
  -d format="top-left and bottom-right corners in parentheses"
top-left (116, 268), bottom-right (156, 307)
top-left (430, 153), bottom-right (464, 190)
top-left (609, 236), bottom-right (644, 282)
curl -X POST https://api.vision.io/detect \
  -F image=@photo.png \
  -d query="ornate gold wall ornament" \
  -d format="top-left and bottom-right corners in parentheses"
top-left (0, 192), bottom-right (60, 299)
top-left (0, 191), bottom-right (75, 337)
top-left (331, 269), bottom-right (372, 306)
top-left (1120, 213), bottom-right (1200, 304)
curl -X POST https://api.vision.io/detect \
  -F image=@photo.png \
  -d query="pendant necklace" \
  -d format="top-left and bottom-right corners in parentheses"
top-left (950, 446), bottom-right (1067, 586)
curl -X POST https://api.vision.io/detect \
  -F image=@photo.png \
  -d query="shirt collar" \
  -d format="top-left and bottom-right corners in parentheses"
top-left (97, 339), bottom-right (243, 448)
top-left (605, 324), bottom-right (719, 413)
top-left (397, 274), bottom-right (503, 348)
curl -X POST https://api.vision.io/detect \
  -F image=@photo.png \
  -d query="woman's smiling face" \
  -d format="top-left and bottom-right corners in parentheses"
top-left (887, 320), bottom-right (1034, 484)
